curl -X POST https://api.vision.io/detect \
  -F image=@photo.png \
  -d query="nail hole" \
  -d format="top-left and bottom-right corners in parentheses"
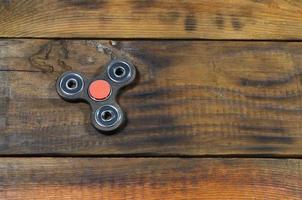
top-left (66, 79), bottom-right (78, 90)
top-left (114, 66), bottom-right (126, 77)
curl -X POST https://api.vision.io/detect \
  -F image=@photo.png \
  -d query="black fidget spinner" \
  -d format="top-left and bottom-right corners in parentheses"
top-left (56, 60), bottom-right (136, 133)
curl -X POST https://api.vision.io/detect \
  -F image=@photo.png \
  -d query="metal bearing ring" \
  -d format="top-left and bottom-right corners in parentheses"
top-left (59, 73), bottom-right (84, 95)
top-left (92, 104), bottom-right (124, 132)
top-left (56, 72), bottom-right (85, 102)
top-left (107, 60), bottom-right (135, 84)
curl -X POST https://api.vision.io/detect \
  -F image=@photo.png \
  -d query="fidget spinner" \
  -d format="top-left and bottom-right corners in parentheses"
top-left (56, 60), bottom-right (136, 133)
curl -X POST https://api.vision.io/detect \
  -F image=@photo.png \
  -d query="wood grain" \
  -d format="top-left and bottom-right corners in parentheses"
top-left (1, 39), bottom-right (302, 156)
top-left (0, 158), bottom-right (301, 200)
top-left (1, 0), bottom-right (302, 39)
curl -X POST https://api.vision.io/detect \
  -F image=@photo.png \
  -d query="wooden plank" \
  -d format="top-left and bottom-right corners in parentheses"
top-left (0, 158), bottom-right (301, 200)
top-left (1, 39), bottom-right (302, 156)
top-left (2, 0), bottom-right (302, 39)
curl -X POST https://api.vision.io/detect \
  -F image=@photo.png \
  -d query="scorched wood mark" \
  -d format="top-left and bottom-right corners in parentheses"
top-left (184, 14), bottom-right (197, 31)
top-left (61, 0), bottom-right (107, 10)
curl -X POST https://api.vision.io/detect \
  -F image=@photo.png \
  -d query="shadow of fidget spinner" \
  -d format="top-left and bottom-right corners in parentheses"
top-left (56, 59), bottom-right (136, 133)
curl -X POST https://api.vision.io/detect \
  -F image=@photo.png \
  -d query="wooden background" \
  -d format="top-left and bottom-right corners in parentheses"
top-left (1, 0), bottom-right (302, 199)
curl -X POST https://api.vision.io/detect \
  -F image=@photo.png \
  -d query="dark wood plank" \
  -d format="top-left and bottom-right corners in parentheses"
top-left (0, 158), bottom-right (301, 199)
top-left (1, 39), bottom-right (302, 156)
top-left (2, 0), bottom-right (302, 39)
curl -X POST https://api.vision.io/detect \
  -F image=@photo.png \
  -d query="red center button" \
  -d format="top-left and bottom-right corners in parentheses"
top-left (88, 80), bottom-right (111, 101)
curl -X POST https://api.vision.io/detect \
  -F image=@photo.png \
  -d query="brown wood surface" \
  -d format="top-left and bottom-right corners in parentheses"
top-left (1, 39), bottom-right (302, 156)
top-left (0, 158), bottom-right (300, 200)
top-left (2, 0), bottom-right (302, 39)
top-left (2, 1), bottom-right (302, 199)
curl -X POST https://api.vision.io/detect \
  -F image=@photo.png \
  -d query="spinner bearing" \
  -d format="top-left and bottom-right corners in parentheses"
top-left (56, 60), bottom-right (136, 133)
